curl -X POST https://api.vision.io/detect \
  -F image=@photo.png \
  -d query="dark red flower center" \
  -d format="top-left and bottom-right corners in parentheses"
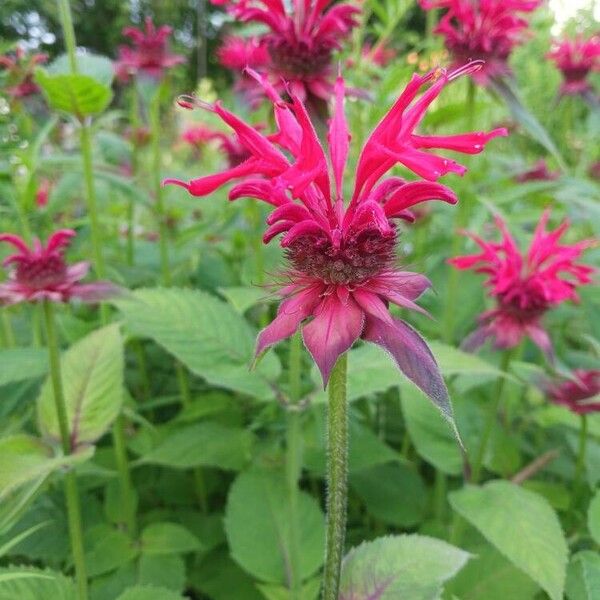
top-left (287, 228), bottom-right (396, 285)
top-left (15, 255), bottom-right (67, 289)
top-left (267, 38), bottom-right (332, 78)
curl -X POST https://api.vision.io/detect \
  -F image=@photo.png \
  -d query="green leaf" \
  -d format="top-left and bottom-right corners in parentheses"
top-left (219, 286), bottom-right (267, 314)
top-left (37, 324), bottom-right (124, 446)
top-left (400, 382), bottom-right (463, 475)
top-left (350, 463), bottom-right (427, 527)
top-left (565, 551), bottom-right (600, 600)
top-left (225, 469), bottom-right (325, 584)
top-left (340, 534), bottom-right (470, 600)
top-left (137, 554), bottom-right (185, 592)
top-left (587, 488), bottom-right (600, 545)
top-left (113, 288), bottom-right (280, 399)
top-left (136, 422), bottom-right (254, 471)
top-left (35, 68), bottom-right (112, 118)
top-left (0, 521), bottom-right (51, 559)
top-left (85, 526), bottom-right (138, 577)
top-left (115, 585), bottom-right (185, 600)
top-left (140, 522), bottom-right (201, 555)
top-left (448, 545), bottom-right (540, 600)
top-left (0, 567), bottom-right (75, 600)
top-left (449, 481), bottom-right (568, 600)
top-left (48, 53), bottom-right (114, 86)
top-left (0, 348), bottom-right (48, 387)
top-left (256, 578), bottom-right (320, 600)
top-left (0, 435), bottom-right (94, 501)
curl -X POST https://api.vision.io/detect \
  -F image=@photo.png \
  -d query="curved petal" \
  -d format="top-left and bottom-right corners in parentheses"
top-left (303, 293), bottom-right (364, 386)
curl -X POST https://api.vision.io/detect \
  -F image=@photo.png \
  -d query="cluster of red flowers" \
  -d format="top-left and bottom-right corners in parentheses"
top-left (167, 62), bottom-right (506, 413)
top-left (212, 0), bottom-right (360, 105)
top-left (0, 46), bottom-right (47, 99)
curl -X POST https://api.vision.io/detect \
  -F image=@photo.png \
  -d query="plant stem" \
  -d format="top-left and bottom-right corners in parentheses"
top-left (126, 86), bottom-right (141, 266)
top-left (42, 301), bottom-right (88, 600)
top-left (1, 310), bottom-right (15, 348)
top-left (286, 332), bottom-right (303, 598)
top-left (322, 353), bottom-right (348, 600)
top-left (573, 414), bottom-right (588, 499)
top-left (471, 349), bottom-right (513, 484)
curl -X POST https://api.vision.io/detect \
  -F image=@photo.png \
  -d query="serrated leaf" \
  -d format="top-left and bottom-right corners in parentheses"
top-left (340, 534), bottom-right (470, 600)
top-left (219, 286), bottom-right (267, 314)
top-left (35, 68), bottom-right (112, 117)
top-left (85, 526), bottom-right (138, 577)
top-left (449, 481), bottom-right (567, 600)
top-left (0, 348), bottom-right (48, 386)
top-left (565, 551), bottom-right (600, 600)
top-left (37, 324), bottom-right (124, 446)
top-left (0, 435), bottom-right (94, 501)
top-left (48, 53), bottom-right (114, 86)
top-left (136, 422), bottom-right (254, 471)
top-left (112, 288), bottom-right (280, 399)
top-left (0, 567), bottom-right (75, 599)
top-left (140, 522), bottom-right (201, 555)
top-left (115, 585), bottom-right (185, 600)
top-left (138, 554), bottom-right (185, 592)
top-left (225, 469), bottom-right (325, 584)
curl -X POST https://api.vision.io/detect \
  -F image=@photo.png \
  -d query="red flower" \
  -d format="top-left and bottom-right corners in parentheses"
top-left (362, 43), bottom-right (397, 68)
top-left (0, 46), bottom-right (48, 99)
top-left (181, 124), bottom-right (251, 167)
top-left (115, 17), bottom-right (185, 82)
top-left (547, 35), bottom-right (600, 96)
top-left (166, 63), bottom-right (504, 414)
top-left (514, 159), bottom-right (560, 183)
top-left (213, 0), bottom-right (360, 103)
top-left (0, 230), bottom-right (116, 306)
top-left (545, 370), bottom-right (600, 415)
top-left (181, 124), bottom-right (218, 148)
top-left (449, 212), bottom-right (595, 359)
top-left (35, 179), bottom-right (52, 208)
top-left (419, 0), bottom-right (541, 85)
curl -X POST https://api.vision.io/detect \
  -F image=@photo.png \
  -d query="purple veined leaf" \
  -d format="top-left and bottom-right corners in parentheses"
top-left (363, 316), bottom-right (463, 445)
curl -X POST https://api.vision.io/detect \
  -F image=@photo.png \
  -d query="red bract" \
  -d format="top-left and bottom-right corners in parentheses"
top-left (420, 0), bottom-right (541, 85)
top-left (547, 35), bottom-right (600, 96)
top-left (514, 159), bottom-right (560, 183)
top-left (0, 46), bottom-right (47, 99)
top-left (115, 17), bottom-right (185, 81)
top-left (449, 212), bottom-right (596, 359)
top-left (213, 0), bottom-right (360, 103)
top-left (0, 230), bottom-right (116, 306)
top-left (545, 370), bottom-right (600, 414)
top-left (166, 63), bottom-right (505, 414)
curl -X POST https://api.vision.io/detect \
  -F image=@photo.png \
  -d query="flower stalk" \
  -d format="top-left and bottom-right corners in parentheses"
top-left (573, 414), bottom-right (588, 501)
top-left (322, 353), bottom-right (348, 600)
top-left (42, 300), bottom-right (88, 600)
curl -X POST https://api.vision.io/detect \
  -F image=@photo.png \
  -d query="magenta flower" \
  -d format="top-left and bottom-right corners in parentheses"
top-left (0, 46), bottom-right (47, 99)
top-left (545, 370), bottom-right (600, 415)
top-left (115, 17), bottom-right (185, 82)
top-left (35, 179), bottom-right (52, 208)
top-left (166, 63), bottom-right (505, 414)
top-left (213, 0), bottom-right (360, 103)
top-left (419, 0), bottom-right (541, 85)
top-left (181, 124), bottom-right (218, 148)
top-left (547, 35), bottom-right (600, 96)
top-left (181, 123), bottom-right (251, 167)
top-left (449, 212), bottom-right (596, 359)
top-left (514, 159), bottom-right (560, 183)
top-left (0, 230), bottom-right (116, 306)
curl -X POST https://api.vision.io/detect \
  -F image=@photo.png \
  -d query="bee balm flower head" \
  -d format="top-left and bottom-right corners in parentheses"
top-left (115, 16), bottom-right (185, 82)
top-left (0, 230), bottom-right (116, 306)
top-left (420, 0), bottom-right (541, 85)
top-left (166, 62), bottom-right (506, 417)
top-left (547, 35), bottom-right (600, 96)
top-left (449, 212), bottom-right (596, 359)
top-left (545, 369), bottom-right (600, 415)
top-left (0, 46), bottom-right (48, 99)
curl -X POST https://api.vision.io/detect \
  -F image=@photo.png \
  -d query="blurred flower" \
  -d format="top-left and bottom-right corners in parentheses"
top-left (35, 179), bottom-right (52, 208)
top-left (127, 125), bottom-right (152, 147)
top-left (115, 17), bottom-right (185, 82)
top-left (419, 0), bottom-right (541, 85)
top-left (514, 159), bottom-right (560, 183)
top-left (589, 161), bottom-right (600, 180)
top-left (0, 230), bottom-right (116, 305)
top-left (181, 124), bottom-right (217, 148)
top-left (361, 43), bottom-right (397, 68)
top-left (180, 123), bottom-right (251, 167)
top-left (449, 211), bottom-right (596, 359)
top-left (547, 35), bottom-right (600, 96)
top-left (213, 0), bottom-right (360, 104)
top-left (0, 46), bottom-right (48, 99)
top-left (545, 369), bottom-right (600, 414)
top-left (166, 62), bottom-right (504, 405)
